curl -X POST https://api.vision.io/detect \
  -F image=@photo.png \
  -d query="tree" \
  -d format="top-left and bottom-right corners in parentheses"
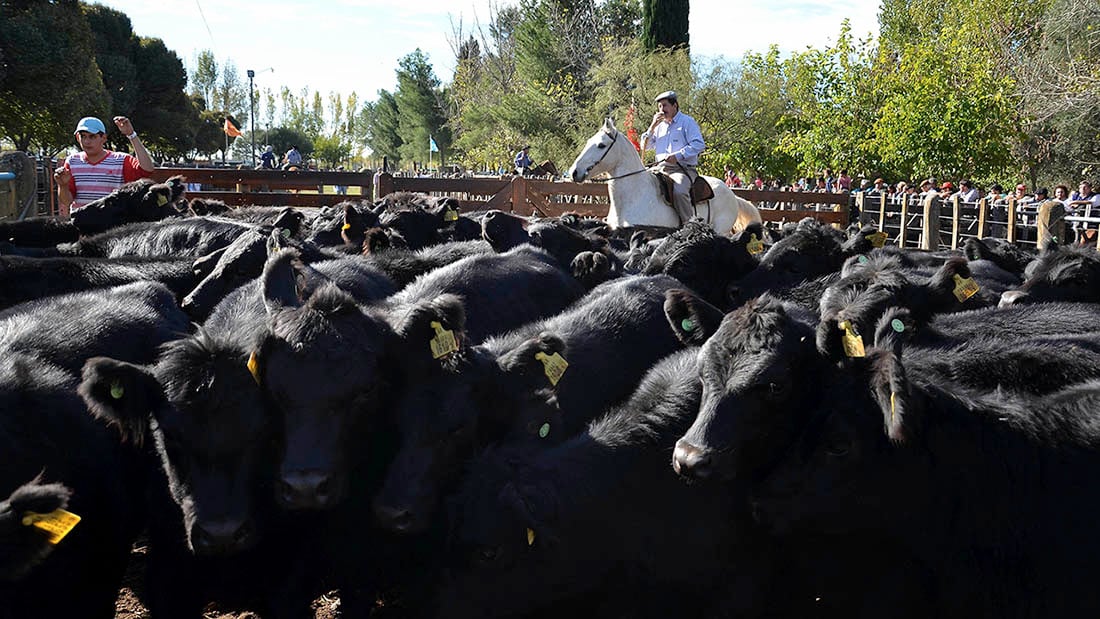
top-left (394, 50), bottom-right (449, 168)
top-left (313, 134), bottom-right (352, 168)
top-left (0, 0), bottom-right (109, 153)
top-left (84, 4), bottom-right (139, 116)
top-left (641, 0), bottom-right (689, 52)
top-left (364, 90), bottom-right (402, 168)
top-left (131, 37), bottom-right (196, 158)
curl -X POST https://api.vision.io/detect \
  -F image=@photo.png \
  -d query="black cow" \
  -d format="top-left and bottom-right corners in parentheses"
top-left (304, 201), bottom-right (383, 249)
top-left (0, 282), bottom-right (188, 618)
top-left (440, 349), bottom-right (788, 619)
top-left (641, 220), bottom-right (761, 310)
top-left (12, 217), bottom-right (262, 259)
top-left (753, 336), bottom-right (1100, 617)
top-left (1000, 245), bottom-right (1100, 306)
top-left (964, 236), bottom-right (1036, 277)
top-left (0, 217), bottom-right (80, 247)
top-left (730, 218), bottom-right (857, 305)
top-left (70, 175), bottom-right (187, 235)
top-left (0, 254), bottom-right (201, 311)
top-left (255, 245), bottom-right (586, 513)
top-left (363, 240), bottom-right (494, 289)
top-left (0, 479), bottom-right (73, 581)
top-left (674, 293), bottom-right (1100, 483)
top-left (374, 276), bottom-right (702, 533)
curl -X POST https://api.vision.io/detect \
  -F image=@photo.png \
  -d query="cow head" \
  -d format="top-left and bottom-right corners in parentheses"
top-left (0, 479), bottom-right (73, 580)
top-left (644, 220), bottom-right (758, 311)
top-left (730, 218), bottom-right (849, 305)
top-left (80, 337), bottom-right (275, 556)
top-left (673, 295), bottom-right (821, 482)
top-left (481, 210), bottom-right (532, 252)
top-left (1000, 246), bottom-right (1100, 306)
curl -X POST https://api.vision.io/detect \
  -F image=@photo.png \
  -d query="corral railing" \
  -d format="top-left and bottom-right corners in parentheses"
top-left (151, 167), bottom-right (374, 207)
top-left (856, 192), bottom-right (1100, 250)
top-left (374, 172), bottom-right (853, 227)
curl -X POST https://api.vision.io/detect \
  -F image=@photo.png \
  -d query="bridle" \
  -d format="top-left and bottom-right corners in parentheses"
top-left (586, 130), bottom-right (648, 182)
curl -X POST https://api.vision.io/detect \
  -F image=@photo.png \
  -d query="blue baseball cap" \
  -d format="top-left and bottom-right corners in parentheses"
top-left (75, 117), bottom-right (106, 134)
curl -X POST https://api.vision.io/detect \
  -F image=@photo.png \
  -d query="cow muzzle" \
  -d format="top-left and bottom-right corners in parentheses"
top-left (672, 439), bottom-right (717, 481)
top-left (277, 470), bottom-right (344, 510)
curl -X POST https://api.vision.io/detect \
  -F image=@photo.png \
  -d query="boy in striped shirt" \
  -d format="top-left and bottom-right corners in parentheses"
top-left (54, 116), bottom-right (155, 218)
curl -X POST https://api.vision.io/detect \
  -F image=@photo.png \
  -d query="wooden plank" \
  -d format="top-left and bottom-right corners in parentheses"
top-left (977, 197), bottom-right (988, 239)
top-left (758, 208), bottom-right (846, 225)
top-left (390, 176), bottom-right (513, 195)
top-left (153, 167), bottom-right (373, 187)
top-left (951, 196), bottom-right (961, 249)
top-left (899, 196), bottom-right (910, 248)
top-left (186, 191), bottom-right (352, 207)
top-left (1007, 198), bottom-right (1017, 243)
top-left (732, 188), bottom-right (851, 206)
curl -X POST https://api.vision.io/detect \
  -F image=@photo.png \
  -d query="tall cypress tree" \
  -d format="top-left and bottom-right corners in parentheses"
top-left (642, 0), bottom-right (690, 52)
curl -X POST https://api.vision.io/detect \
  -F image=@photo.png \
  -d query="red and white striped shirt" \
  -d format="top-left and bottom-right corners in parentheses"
top-left (65, 151), bottom-right (149, 211)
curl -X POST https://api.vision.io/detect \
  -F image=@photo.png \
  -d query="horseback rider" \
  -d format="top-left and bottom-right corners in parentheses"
top-left (639, 90), bottom-right (705, 223)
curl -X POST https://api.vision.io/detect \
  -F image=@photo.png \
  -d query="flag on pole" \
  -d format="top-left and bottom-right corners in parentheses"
top-left (429, 136), bottom-right (439, 153)
top-left (624, 103), bottom-right (640, 152)
top-left (223, 116), bottom-right (243, 138)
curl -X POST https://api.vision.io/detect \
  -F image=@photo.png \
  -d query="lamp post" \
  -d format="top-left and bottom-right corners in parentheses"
top-left (247, 69), bottom-right (256, 168)
top-left (246, 67), bottom-right (274, 168)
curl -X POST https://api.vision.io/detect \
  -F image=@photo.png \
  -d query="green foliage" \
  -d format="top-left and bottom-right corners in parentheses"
top-left (0, 0), bottom-right (110, 152)
top-left (313, 134), bottom-right (352, 168)
top-left (394, 50), bottom-right (449, 168)
top-left (365, 90), bottom-right (402, 168)
top-left (642, 0), bottom-right (689, 52)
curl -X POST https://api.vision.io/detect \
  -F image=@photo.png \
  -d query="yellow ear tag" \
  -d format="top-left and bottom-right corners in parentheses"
top-left (157, 194), bottom-right (169, 206)
top-left (534, 351), bottom-right (568, 386)
top-left (247, 351), bottom-right (261, 385)
top-left (526, 528), bottom-right (536, 546)
top-left (838, 320), bottom-right (866, 358)
top-left (444, 207), bottom-right (459, 222)
top-left (22, 509), bottom-right (81, 545)
top-left (952, 274), bottom-right (980, 303)
top-left (429, 321), bottom-right (459, 359)
top-left (890, 392), bottom-right (897, 423)
top-left (341, 223), bottom-right (352, 232)
top-left (746, 233), bottom-right (765, 255)
top-left (868, 231), bottom-right (888, 248)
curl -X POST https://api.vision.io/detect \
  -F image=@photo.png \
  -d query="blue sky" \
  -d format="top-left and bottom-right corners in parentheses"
top-left (92, 0), bottom-right (881, 100)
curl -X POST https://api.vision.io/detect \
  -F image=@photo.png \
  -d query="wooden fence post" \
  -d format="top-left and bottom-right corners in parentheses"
top-left (899, 195), bottom-right (910, 248)
top-left (374, 172), bottom-right (393, 200)
top-left (950, 195), bottom-right (961, 249)
top-left (511, 175), bottom-right (527, 214)
top-left (922, 193), bottom-right (941, 250)
top-left (856, 192), bottom-right (865, 226)
top-left (1007, 198), bottom-right (1017, 243)
top-left (977, 197), bottom-right (988, 239)
top-left (1036, 200), bottom-right (1066, 250)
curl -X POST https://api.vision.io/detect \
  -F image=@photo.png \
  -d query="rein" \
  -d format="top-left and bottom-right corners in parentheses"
top-left (588, 131), bottom-right (649, 182)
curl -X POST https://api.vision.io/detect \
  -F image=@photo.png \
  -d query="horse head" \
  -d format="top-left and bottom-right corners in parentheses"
top-left (568, 118), bottom-right (625, 183)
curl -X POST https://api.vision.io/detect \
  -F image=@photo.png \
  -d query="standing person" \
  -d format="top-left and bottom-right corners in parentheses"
top-left (640, 90), bottom-right (705, 222)
top-left (53, 116), bottom-right (155, 218)
top-left (513, 145), bottom-right (533, 175)
top-left (260, 145), bottom-right (277, 169)
top-left (838, 169), bottom-right (852, 192)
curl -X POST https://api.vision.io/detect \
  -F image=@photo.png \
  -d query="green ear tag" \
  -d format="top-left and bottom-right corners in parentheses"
top-left (681, 318), bottom-right (696, 332)
top-left (538, 423), bottom-right (550, 439)
top-left (891, 318), bottom-right (905, 333)
top-left (534, 351), bottom-right (568, 386)
top-left (109, 380), bottom-right (124, 400)
top-left (281, 227), bottom-right (292, 238)
top-left (429, 321), bottom-right (459, 359)
top-left (858, 255), bottom-right (869, 264)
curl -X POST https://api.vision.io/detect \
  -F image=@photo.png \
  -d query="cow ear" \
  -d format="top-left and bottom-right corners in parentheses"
top-left (191, 246), bottom-right (227, 277)
top-left (495, 333), bottom-right (568, 395)
top-left (841, 225), bottom-right (879, 254)
top-left (272, 208), bottom-right (304, 236)
top-left (927, 256), bottom-right (973, 303)
top-left (867, 340), bottom-right (918, 444)
top-left (499, 482), bottom-right (557, 548)
top-left (79, 357), bottom-right (165, 446)
top-left (393, 294), bottom-right (467, 357)
top-left (815, 313), bottom-right (846, 361)
top-left (342, 203), bottom-right (367, 245)
top-left (873, 307), bottom-right (916, 351)
top-left (361, 227), bottom-right (391, 255)
top-left (664, 288), bottom-right (724, 346)
top-left (261, 248), bottom-right (308, 312)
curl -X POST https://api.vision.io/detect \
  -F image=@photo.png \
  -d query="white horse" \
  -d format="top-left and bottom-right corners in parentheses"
top-left (567, 118), bottom-right (761, 234)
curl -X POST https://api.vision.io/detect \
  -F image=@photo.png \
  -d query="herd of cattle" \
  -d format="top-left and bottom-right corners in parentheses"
top-left (2, 175), bottom-right (1100, 618)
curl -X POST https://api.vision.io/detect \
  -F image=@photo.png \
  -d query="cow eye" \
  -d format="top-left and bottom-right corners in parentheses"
top-left (825, 441), bottom-right (850, 457)
top-left (474, 545), bottom-right (500, 565)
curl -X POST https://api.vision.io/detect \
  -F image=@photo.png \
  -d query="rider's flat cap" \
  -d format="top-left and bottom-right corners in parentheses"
top-left (654, 90), bottom-right (677, 102)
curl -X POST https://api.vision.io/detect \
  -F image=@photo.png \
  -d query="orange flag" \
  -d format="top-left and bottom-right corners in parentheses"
top-left (624, 103), bottom-right (640, 152)
top-left (223, 116), bottom-right (243, 138)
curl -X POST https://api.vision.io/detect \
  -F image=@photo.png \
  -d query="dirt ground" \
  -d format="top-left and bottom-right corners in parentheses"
top-left (113, 543), bottom-right (342, 619)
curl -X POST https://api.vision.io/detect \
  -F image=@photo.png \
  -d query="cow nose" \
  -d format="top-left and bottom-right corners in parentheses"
top-left (999, 290), bottom-right (1029, 307)
top-left (374, 501), bottom-right (418, 533)
top-left (277, 471), bottom-right (336, 510)
top-left (191, 518), bottom-right (254, 555)
top-left (672, 439), bottom-right (714, 480)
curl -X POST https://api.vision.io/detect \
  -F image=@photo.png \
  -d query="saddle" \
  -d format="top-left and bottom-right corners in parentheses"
top-left (649, 170), bottom-right (716, 206)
